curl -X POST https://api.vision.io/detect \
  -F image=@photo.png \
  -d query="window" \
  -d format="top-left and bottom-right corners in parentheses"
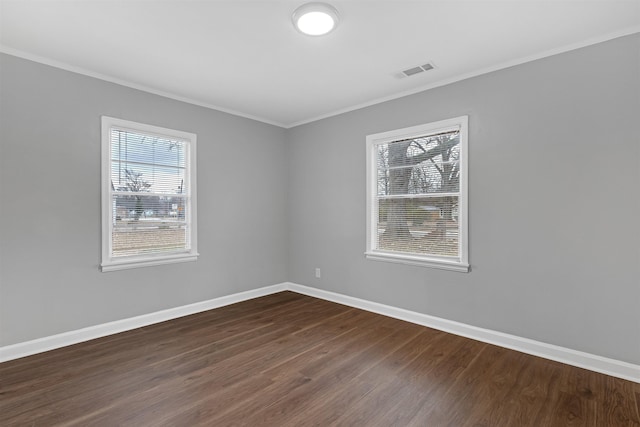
top-left (366, 116), bottom-right (468, 272)
top-left (101, 117), bottom-right (198, 271)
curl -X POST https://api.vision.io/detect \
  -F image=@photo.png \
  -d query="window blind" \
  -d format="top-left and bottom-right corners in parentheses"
top-left (109, 128), bottom-right (191, 257)
top-left (374, 128), bottom-right (461, 259)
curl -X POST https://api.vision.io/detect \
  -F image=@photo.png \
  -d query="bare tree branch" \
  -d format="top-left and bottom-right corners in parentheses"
top-left (404, 138), bottom-right (459, 166)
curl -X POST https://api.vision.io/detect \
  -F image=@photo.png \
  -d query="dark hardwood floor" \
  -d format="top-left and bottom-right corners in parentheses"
top-left (1, 291), bottom-right (639, 426)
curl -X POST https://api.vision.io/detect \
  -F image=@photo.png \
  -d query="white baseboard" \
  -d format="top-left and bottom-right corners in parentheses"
top-left (0, 283), bottom-right (287, 363)
top-left (287, 283), bottom-right (640, 383)
top-left (1, 281), bottom-right (638, 384)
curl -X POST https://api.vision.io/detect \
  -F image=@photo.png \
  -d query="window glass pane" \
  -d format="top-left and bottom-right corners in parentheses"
top-left (367, 116), bottom-right (467, 270)
top-left (102, 117), bottom-right (197, 271)
top-left (112, 194), bottom-right (188, 257)
top-left (377, 130), bottom-right (460, 196)
top-left (111, 162), bottom-right (186, 195)
top-left (376, 196), bottom-right (459, 258)
top-left (377, 160), bottom-right (459, 196)
top-left (111, 130), bottom-right (185, 168)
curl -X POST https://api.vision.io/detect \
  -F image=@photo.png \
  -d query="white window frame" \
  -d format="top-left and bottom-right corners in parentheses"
top-left (365, 116), bottom-right (469, 272)
top-left (101, 116), bottom-right (198, 272)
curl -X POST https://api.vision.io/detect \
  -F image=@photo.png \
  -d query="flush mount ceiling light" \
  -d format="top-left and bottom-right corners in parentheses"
top-left (292, 2), bottom-right (339, 36)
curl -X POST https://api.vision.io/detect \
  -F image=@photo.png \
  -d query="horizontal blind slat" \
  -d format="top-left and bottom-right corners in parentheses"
top-left (109, 125), bottom-right (191, 259)
top-left (373, 127), bottom-right (461, 258)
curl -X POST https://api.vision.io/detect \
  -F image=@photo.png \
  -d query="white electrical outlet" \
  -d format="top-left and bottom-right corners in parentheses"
top-left (315, 268), bottom-right (321, 278)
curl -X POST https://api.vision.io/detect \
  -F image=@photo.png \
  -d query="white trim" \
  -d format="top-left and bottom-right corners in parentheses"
top-left (100, 253), bottom-right (199, 272)
top-left (3, 27), bottom-right (638, 130)
top-left (287, 283), bottom-right (640, 383)
top-left (365, 116), bottom-right (469, 272)
top-left (365, 252), bottom-right (469, 272)
top-left (101, 116), bottom-right (198, 272)
top-left (286, 26), bottom-right (640, 128)
top-left (0, 283), bottom-right (288, 363)
top-left (0, 45), bottom-right (288, 129)
top-left (1, 282), bottom-right (637, 383)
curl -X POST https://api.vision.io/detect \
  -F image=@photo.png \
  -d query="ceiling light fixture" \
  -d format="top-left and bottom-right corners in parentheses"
top-left (292, 2), bottom-right (339, 36)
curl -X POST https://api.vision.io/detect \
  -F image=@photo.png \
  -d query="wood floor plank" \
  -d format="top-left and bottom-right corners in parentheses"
top-left (283, 326), bottom-right (433, 427)
top-left (534, 367), bottom-right (599, 427)
top-left (325, 330), bottom-right (464, 426)
top-left (207, 327), bottom-right (398, 426)
top-left (404, 343), bottom-right (509, 426)
top-left (635, 383), bottom-right (640, 422)
top-left (596, 374), bottom-right (640, 426)
top-left (240, 324), bottom-right (425, 426)
top-left (117, 312), bottom-right (368, 425)
top-left (0, 291), bottom-right (305, 389)
top-left (3, 295), bottom-right (348, 425)
top-left (169, 312), bottom-right (410, 425)
top-left (0, 291), bottom-right (638, 426)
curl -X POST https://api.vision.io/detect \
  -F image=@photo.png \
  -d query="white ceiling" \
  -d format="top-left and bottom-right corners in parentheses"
top-left (1, 1), bottom-right (638, 128)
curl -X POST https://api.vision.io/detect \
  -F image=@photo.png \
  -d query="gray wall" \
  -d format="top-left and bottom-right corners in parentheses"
top-left (287, 34), bottom-right (640, 364)
top-left (1, 35), bottom-right (638, 365)
top-left (0, 54), bottom-right (289, 346)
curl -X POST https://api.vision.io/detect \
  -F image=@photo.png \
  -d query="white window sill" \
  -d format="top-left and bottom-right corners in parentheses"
top-left (365, 251), bottom-right (469, 273)
top-left (101, 252), bottom-right (199, 272)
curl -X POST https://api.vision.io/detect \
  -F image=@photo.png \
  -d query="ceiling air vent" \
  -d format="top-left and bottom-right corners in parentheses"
top-left (400, 62), bottom-right (435, 78)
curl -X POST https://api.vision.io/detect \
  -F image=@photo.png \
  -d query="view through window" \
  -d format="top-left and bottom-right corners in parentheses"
top-left (366, 116), bottom-right (468, 272)
top-left (101, 117), bottom-right (197, 271)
